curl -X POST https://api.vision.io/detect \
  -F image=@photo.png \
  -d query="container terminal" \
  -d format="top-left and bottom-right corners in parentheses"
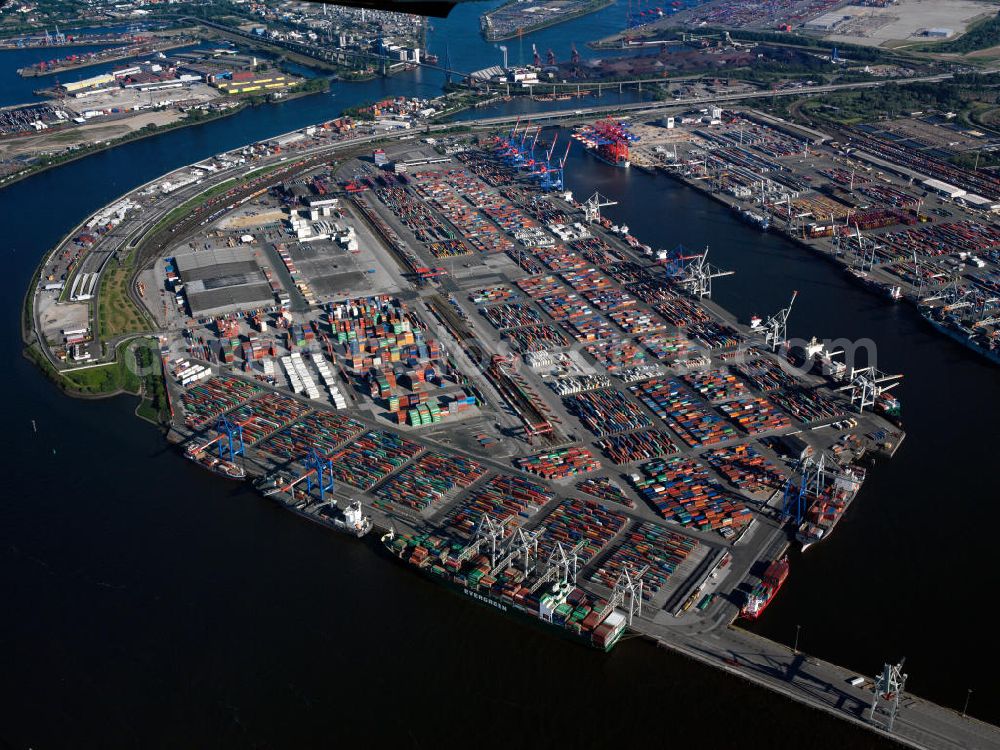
top-left (602, 108), bottom-right (1000, 366)
top-left (26, 111), bottom-right (1000, 750)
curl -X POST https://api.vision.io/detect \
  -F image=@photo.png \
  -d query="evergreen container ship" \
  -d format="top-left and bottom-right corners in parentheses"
top-left (382, 530), bottom-right (629, 651)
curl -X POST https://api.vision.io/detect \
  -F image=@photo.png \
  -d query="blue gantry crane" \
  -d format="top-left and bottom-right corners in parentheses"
top-left (215, 415), bottom-right (245, 461)
top-left (302, 447), bottom-right (335, 503)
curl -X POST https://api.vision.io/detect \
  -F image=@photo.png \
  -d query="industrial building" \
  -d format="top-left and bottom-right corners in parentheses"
top-left (174, 247), bottom-right (274, 317)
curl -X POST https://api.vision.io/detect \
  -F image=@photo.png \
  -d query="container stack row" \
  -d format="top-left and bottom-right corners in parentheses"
top-left (516, 448), bottom-right (601, 480)
top-left (258, 411), bottom-right (364, 460)
top-left (718, 396), bottom-right (792, 435)
top-left (682, 368), bottom-right (748, 403)
top-left (374, 451), bottom-right (487, 513)
top-left (630, 456), bottom-right (752, 534)
top-left (630, 378), bottom-right (737, 447)
top-left (702, 444), bottom-right (787, 495)
top-left (327, 429), bottom-right (424, 490)
top-left (575, 477), bottom-right (635, 508)
top-left (180, 376), bottom-right (262, 429)
top-left (446, 474), bottom-right (554, 538)
top-left (589, 522), bottom-right (699, 601)
top-left (596, 429), bottom-right (679, 465)
top-left (227, 392), bottom-right (309, 446)
top-left (563, 388), bottom-right (653, 436)
top-left (537, 498), bottom-right (628, 566)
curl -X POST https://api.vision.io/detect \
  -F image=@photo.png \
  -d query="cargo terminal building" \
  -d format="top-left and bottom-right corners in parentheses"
top-left (174, 247), bottom-right (275, 317)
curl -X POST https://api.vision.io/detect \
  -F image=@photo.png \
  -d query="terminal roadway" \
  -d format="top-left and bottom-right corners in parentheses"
top-left (34, 107), bottom-right (1000, 750)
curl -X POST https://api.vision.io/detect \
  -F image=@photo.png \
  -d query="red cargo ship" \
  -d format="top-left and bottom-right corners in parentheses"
top-left (573, 119), bottom-right (637, 168)
top-left (741, 556), bottom-right (789, 619)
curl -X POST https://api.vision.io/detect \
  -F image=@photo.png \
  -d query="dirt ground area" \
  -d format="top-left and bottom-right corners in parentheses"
top-left (0, 109), bottom-right (184, 159)
top-left (819, 0), bottom-right (996, 48)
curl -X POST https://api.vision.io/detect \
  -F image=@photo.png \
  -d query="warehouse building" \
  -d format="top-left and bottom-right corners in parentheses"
top-left (174, 247), bottom-right (274, 317)
top-left (922, 178), bottom-right (966, 200)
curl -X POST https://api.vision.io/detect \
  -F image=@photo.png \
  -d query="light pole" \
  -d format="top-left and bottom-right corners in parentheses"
top-left (793, 624), bottom-right (801, 654)
top-left (962, 688), bottom-right (972, 718)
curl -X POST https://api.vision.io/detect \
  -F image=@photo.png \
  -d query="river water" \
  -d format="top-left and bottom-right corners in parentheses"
top-left (0, 5), bottom-right (997, 747)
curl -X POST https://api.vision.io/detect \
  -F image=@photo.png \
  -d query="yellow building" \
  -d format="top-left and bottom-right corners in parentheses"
top-left (216, 75), bottom-right (292, 95)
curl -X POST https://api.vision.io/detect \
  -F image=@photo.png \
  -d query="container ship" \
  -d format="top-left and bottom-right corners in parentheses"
top-left (253, 473), bottom-right (373, 538)
top-left (920, 304), bottom-right (1000, 367)
top-left (734, 206), bottom-right (770, 231)
top-left (382, 529), bottom-right (629, 650)
top-left (741, 556), bottom-right (789, 619)
top-left (796, 466), bottom-right (866, 551)
top-left (846, 268), bottom-right (904, 302)
top-left (573, 119), bottom-right (638, 169)
top-left (183, 441), bottom-right (245, 480)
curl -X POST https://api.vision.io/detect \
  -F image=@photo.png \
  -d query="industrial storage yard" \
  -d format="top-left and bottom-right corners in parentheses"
top-left (805, 0), bottom-right (998, 48)
top-left (151, 136), bottom-right (903, 651)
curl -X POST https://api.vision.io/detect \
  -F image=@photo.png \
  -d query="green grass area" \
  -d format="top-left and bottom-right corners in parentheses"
top-left (59, 339), bottom-right (144, 394)
top-left (97, 262), bottom-right (150, 341)
top-left (133, 341), bottom-right (169, 424)
top-left (27, 334), bottom-right (170, 419)
top-left (792, 75), bottom-right (1000, 126)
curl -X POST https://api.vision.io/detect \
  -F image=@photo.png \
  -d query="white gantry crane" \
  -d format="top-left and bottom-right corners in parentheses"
top-left (529, 540), bottom-right (586, 593)
top-left (667, 245), bottom-right (734, 299)
top-left (595, 564), bottom-right (648, 626)
top-left (753, 290), bottom-right (797, 351)
top-left (464, 514), bottom-right (512, 567)
top-left (869, 659), bottom-right (908, 733)
top-left (836, 365), bottom-right (902, 414)
top-left (835, 226), bottom-right (882, 273)
top-left (582, 191), bottom-right (617, 224)
top-left (489, 527), bottom-right (540, 577)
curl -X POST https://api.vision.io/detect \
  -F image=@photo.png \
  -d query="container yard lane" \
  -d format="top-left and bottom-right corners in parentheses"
top-left (25, 109), bottom-right (1000, 750)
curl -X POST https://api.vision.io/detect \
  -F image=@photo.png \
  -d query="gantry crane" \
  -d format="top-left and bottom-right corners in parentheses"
top-left (836, 365), bottom-right (902, 414)
top-left (529, 540), bottom-right (586, 593)
top-left (595, 564), bottom-right (648, 625)
top-left (582, 191), bottom-right (617, 223)
top-left (755, 290), bottom-right (797, 352)
top-left (489, 527), bottom-right (540, 577)
top-left (869, 659), bottom-right (908, 733)
top-left (663, 245), bottom-right (734, 299)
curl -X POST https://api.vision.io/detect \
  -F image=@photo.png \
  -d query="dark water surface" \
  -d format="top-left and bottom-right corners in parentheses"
top-left (0, 8), bottom-right (995, 748)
